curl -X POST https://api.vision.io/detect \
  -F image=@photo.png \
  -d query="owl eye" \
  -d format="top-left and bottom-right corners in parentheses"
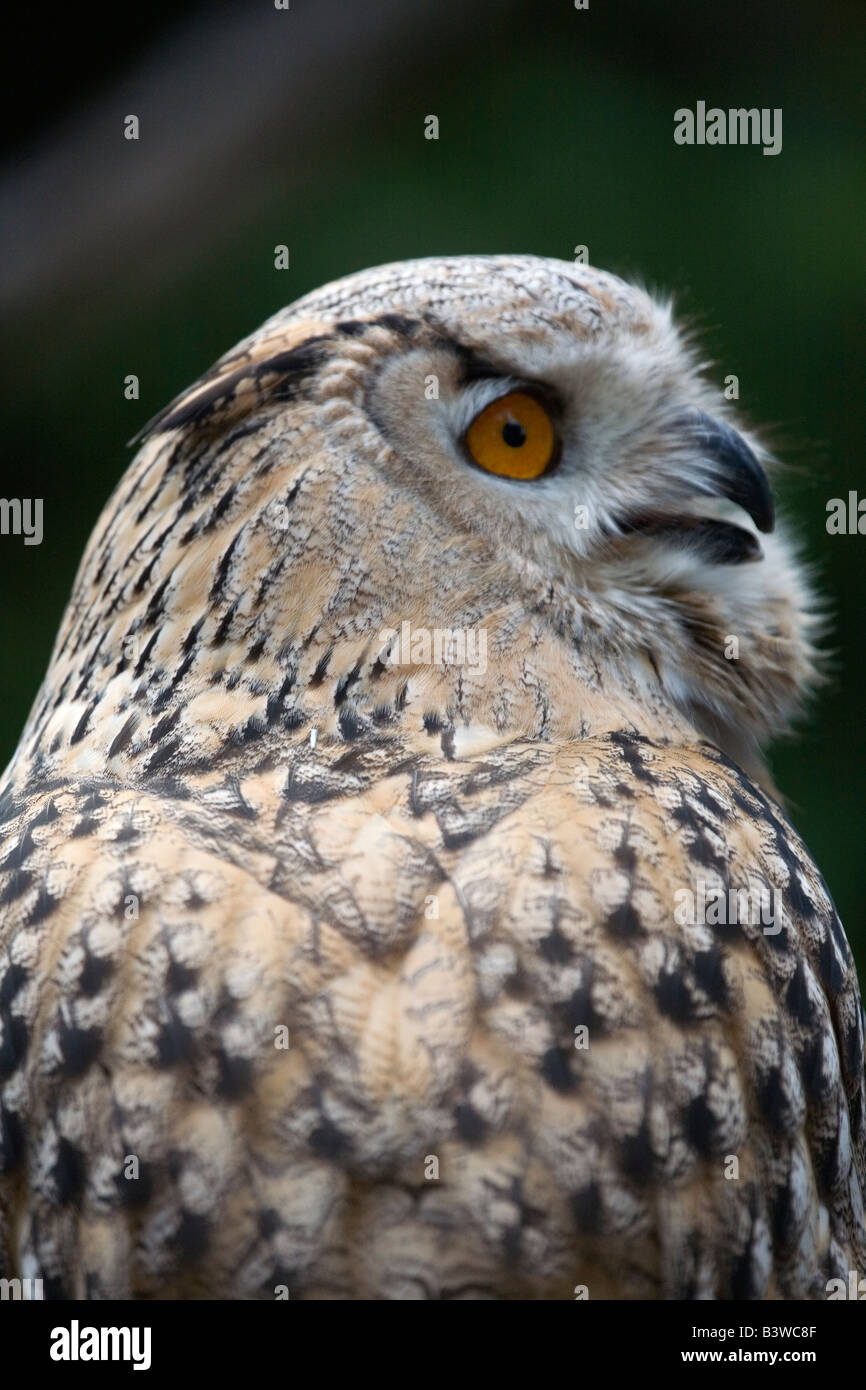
top-left (464, 391), bottom-right (558, 480)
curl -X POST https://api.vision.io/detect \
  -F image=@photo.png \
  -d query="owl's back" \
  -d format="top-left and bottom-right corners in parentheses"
top-left (0, 724), bottom-right (862, 1298)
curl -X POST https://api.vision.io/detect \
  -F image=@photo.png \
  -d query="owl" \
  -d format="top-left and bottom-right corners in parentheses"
top-left (0, 255), bottom-right (863, 1301)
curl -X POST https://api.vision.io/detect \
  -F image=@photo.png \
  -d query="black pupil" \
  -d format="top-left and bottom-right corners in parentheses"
top-left (502, 419), bottom-right (526, 448)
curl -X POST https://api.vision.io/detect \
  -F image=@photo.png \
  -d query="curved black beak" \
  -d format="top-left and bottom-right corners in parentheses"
top-left (682, 408), bottom-right (775, 534)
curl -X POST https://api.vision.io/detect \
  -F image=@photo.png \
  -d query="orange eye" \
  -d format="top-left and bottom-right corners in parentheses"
top-left (464, 391), bottom-right (557, 480)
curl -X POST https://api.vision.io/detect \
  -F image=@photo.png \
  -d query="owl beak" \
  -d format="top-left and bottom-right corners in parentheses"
top-left (615, 410), bottom-right (775, 564)
top-left (683, 409), bottom-right (775, 534)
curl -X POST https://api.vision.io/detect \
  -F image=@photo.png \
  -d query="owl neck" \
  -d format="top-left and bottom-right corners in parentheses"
top-left (7, 434), bottom-right (804, 795)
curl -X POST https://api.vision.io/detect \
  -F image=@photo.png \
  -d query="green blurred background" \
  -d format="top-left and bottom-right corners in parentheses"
top-left (1, 0), bottom-right (863, 964)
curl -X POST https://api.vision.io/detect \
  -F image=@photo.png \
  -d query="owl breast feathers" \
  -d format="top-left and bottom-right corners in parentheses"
top-left (0, 255), bottom-right (863, 1299)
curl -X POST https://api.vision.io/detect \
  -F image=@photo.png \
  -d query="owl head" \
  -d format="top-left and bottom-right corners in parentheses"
top-left (21, 256), bottom-right (818, 793)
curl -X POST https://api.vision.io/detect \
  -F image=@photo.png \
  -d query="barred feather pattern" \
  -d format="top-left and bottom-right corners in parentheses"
top-left (0, 256), bottom-right (862, 1298)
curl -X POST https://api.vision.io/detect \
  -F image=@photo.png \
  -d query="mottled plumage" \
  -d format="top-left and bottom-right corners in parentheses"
top-left (0, 256), bottom-right (863, 1299)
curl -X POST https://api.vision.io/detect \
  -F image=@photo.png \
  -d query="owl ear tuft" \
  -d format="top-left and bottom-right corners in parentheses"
top-left (128, 322), bottom-right (333, 447)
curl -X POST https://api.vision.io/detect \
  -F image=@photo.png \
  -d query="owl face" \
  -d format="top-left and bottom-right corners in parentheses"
top-left (363, 279), bottom-right (773, 573)
top-left (18, 256), bottom-right (817, 798)
top-left (264, 256), bottom-right (814, 766)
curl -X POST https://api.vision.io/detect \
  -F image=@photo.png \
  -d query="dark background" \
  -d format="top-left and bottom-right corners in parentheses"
top-left (1, 0), bottom-right (862, 963)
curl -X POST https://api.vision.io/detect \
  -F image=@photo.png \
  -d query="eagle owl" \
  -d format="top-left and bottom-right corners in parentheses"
top-left (0, 255), bottom-right (863, 1301)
